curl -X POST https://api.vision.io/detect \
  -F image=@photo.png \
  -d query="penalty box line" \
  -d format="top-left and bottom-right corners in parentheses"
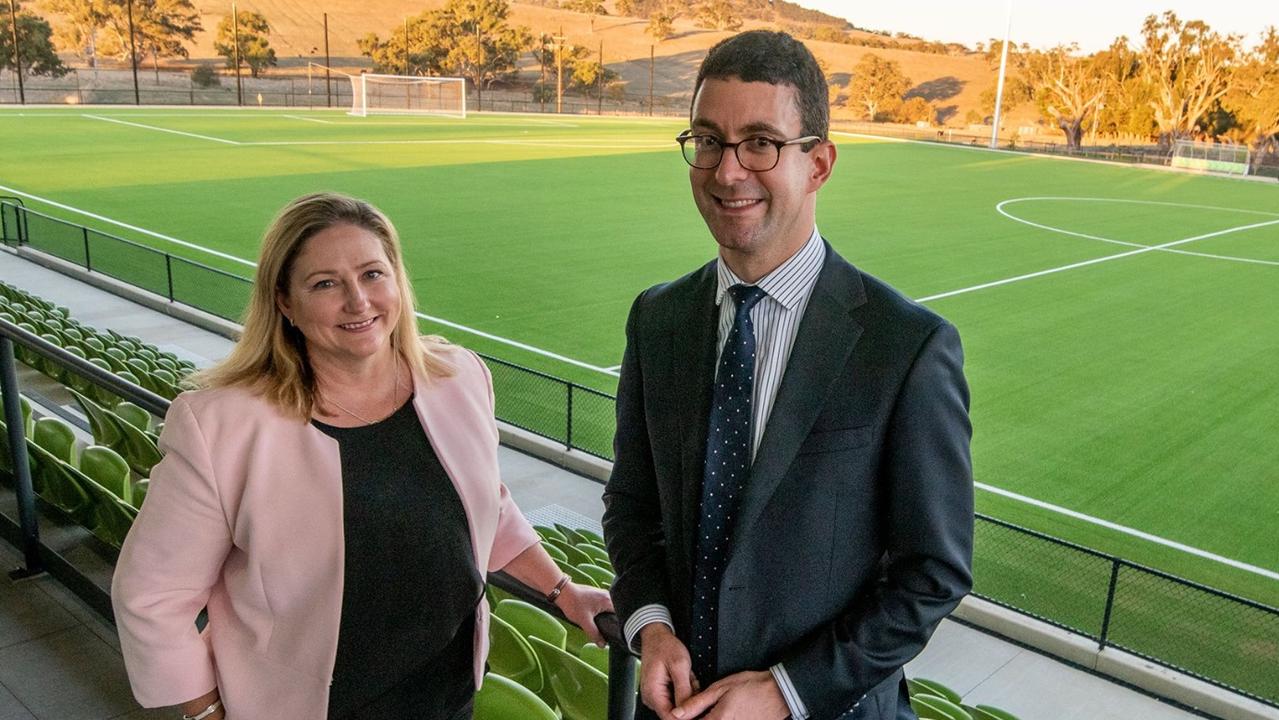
top-left (0, 184), bottom-right (618, 376)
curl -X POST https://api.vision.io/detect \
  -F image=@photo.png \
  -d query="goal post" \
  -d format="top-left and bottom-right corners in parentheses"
top-left (349, 74), bottom-right (468, 118)
top-left (1170, 139), bottom-right (1251, 176)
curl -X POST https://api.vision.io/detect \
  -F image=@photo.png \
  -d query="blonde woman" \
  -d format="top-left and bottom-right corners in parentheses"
top-left (113, 193), bottom-right (612, 720)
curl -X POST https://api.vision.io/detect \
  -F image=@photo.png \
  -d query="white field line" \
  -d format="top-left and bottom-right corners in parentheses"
top-left (995, 197), bottom-right (1279, 268)
top-left (0, 184), bottom-right (619, 376)
top-left (918, 217), bottom-right (1279, 303)
top-left (82, 114), bottom-right (241, 145)
top-left (284, 114), bottom-right (334, 124)
top-left (976, 483), bottom-right (1279, 581)
top-left (0, 183), bottom-right (256, 267)
top-left (240, 138), bottom-right (668, 149)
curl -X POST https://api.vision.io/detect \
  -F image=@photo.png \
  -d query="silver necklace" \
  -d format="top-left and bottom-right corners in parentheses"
top-left (323, 357), bottom-right (404, 426)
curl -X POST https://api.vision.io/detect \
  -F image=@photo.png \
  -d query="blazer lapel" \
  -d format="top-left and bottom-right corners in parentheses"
top-left (675, 262), bottom-right (719, 577)
top-left (730, 246), bottom-right (867, 552)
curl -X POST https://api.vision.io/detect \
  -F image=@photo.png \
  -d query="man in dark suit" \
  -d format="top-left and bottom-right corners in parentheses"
top-left (602, 31), bottom-right (974, 720)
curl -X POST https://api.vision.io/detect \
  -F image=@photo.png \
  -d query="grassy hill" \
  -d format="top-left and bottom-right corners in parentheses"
top-left (176, 0), bottom-right (1022, 126)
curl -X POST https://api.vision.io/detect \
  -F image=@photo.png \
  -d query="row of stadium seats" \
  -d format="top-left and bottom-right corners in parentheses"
top-left (907, 677), bottom-right (1022, 720)
top-left (0, 398), bottom-right (143, 548)
top-left (479, 523), bottom-right (615, 719)
top-left (0, 280), bottom-right (196, 402)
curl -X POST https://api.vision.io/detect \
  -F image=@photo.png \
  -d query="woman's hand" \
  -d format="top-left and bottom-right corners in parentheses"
top-left (553, 582), bottom-right (615, 646)
top-left (177, 689), bottom-right (224, 719)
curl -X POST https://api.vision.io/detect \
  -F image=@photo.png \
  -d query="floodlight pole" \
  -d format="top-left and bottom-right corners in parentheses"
top-left (232, 2), bottom-right (243, 106)
top-left (126, 0), bottom-right (140, 104)
top-left (648, 45), bottom-right (654, 116)
top-left (554, 27), bottom-right (565, 114)
top-left (597, 40), bottom-right (603, 115)
top-left (402, 17), bottom-right (409, 76)
top-left (324, 12), bottom-right (331, 107)
top-left (989, 0), bottom-right (1012, 149)
top-left (6, 0), bottom-right (23, 104)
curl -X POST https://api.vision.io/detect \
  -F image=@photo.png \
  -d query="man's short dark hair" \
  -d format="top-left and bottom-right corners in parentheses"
top-left (692, 30), bottom-right (829, 140)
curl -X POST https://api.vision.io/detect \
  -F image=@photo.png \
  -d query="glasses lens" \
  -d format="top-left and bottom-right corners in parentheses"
top-left (739, 138), bottom-right (780, 172)
top-left (682, 136), bottom-right (722, 169)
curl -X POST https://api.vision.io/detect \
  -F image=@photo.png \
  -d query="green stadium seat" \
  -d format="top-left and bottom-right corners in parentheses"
top-left (576, 642), bottom-right (609, 675)
top-left (487, 614), bottom-right (544, 695)
top-left (114, 402), bottom-right (151, 432)
top-left (32, 416), bottom-right (76, 464)
top-left (576, 563), bottom-right (614, 588)
top-left (473, 673), bottom-right (557, 720)
top-left (70, 389), bottom-right (123, 448)
top-left (534, 525), bottom-right (568, 544)
top-left (546, 537), bottom-right (594, 567)
top-left (911, 693), bottom-right (973, 720)
top-left (540, 541), bottom-right (568, 563)
top-left (113, 413), bottom-right (162, 476)
top-left (80, 445), bottom-right (132, 504)
top-left (527, 636), bottom-right (608, 720)
top-left (554, 523), bottom-right (588, 545)
top-left (573, 528), bottom-right (605, 548)
top-left (972, 705), bottom-right (1022, 720)
top-left (25, 439), bottom-right (92, 516)
top-left (130, 478), bottom-right (149, 509)
top-left (575, 542), bottom-right (609, 565)
top-left (494, 599), bottom-right (567, 649)
top-left (83, 336), bottom-right (105, 353)
top-left (909, 678), bottom-right (963, 705)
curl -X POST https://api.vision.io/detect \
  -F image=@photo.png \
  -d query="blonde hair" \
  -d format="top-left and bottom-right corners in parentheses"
top-left (195, 192), bottom-right (453, 419)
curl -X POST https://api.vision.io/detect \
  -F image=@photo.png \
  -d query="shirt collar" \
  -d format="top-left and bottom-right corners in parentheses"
top-left (715, 226), bottom-right (825, 311)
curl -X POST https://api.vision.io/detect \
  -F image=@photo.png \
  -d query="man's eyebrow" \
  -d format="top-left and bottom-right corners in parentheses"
top-left (689, 119), bottom-right (787, 138)
top-left (690, 118), bottom-right (724, 134)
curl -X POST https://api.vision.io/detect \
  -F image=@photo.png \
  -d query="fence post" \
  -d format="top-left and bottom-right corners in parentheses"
top-left (0, 336), bottom-right (44, 578)
top-left (165, 254), bottom-right (175, 301)
top-left (565, 383), bottom-right (574, 451)
top-left (1098, 557), bottom-right (1121, 649)
top-left (82, 227), bottom-right (92, 271)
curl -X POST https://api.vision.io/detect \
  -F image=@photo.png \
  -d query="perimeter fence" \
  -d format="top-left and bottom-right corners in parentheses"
top-left (2, 199), bottom-right (1277, 709)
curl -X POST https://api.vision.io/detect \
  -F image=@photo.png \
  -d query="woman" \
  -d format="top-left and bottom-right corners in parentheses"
top-left (112, 193), bottom-right (612, 720)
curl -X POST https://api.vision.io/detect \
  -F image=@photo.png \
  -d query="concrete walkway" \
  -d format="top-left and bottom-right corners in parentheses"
top-left (0, 248), bottom-right (1216, 720)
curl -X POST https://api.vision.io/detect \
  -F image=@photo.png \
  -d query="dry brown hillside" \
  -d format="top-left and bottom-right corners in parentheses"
top-left (179, 0), bottom-right (1028, 126)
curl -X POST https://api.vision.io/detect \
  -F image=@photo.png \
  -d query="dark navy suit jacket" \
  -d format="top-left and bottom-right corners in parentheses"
top-left (602, 243), bottom-right (974, 720)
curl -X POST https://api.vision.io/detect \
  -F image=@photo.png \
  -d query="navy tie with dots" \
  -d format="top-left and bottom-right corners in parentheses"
top-left (690, 283), bottom-right (767, 684)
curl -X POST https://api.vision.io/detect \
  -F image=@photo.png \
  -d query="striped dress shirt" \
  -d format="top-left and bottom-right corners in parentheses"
top-left (623, 227), bottom-right (825, 720)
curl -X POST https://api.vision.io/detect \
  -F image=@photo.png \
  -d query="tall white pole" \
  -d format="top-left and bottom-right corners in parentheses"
top-left (990, 0), bottom-right (1013, 149)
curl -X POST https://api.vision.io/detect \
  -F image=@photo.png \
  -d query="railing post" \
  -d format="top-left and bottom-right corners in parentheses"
top-left (1098, 557), bottom-right (1121, 649)
top-left (565, 382), bottom-right (574, 451)
top-left (607, 643), bottom-right (637, 720)
top-left (82, 227), bottom-right (92, 271)
top-left (0, 336), bottom-right (44, 578)
top-left (165, 254), bottom-right (175, 301)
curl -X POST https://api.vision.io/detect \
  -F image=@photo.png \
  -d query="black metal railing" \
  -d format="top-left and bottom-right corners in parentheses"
top-left (0, 319), bottom-right (637, 718)
top-left (972, 514), bottom-right (1279, 708)
top-left (5, 207), bottom-right (1279, 708)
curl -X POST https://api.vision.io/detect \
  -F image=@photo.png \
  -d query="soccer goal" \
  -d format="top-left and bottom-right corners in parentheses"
top-left (347, 74), bottom-right (468, 118)
top-left (1170, 139), bottom-right (1251, 176)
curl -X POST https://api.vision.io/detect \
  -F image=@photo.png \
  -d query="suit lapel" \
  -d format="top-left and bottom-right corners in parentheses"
top-left (730, 246), bottom-right (867, 552)
top-left (675, 262), bottom-right (719, 579)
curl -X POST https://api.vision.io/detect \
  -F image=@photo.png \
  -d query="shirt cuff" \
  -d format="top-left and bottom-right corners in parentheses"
top-left (623, 604), bottom-right (674, 654)
top-left (770, 663), bottom-right (810, 720)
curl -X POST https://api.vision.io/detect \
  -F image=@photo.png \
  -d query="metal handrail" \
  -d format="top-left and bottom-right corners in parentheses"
top-left (0, 317), bottom-right (636, 718)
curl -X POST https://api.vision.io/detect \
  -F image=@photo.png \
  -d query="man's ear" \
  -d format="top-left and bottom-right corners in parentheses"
top-left (807, 140), bottom-right (837, 192)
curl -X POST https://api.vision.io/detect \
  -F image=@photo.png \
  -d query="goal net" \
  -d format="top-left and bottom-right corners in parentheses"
top-left (1170, 139), bottom-right (1251, 176)
top-left (350, 74), bottom-right (467, 118)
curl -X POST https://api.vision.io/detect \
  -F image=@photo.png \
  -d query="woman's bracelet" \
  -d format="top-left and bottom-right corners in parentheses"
top-left (545, 574), bottom-right (571, 605)
top-left (182, 699), bottom-right (222, 720)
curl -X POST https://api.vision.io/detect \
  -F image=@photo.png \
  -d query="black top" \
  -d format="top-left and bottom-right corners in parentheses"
top-left (315, 397), bottom-right (483, 720)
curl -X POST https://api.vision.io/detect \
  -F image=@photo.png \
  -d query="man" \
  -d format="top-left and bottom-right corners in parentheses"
top-left (602, 30), bottom-right (974, 720)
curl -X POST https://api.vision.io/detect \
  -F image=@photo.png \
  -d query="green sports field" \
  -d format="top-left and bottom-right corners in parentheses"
top-left (2, 108), bottom-right (1277, 607)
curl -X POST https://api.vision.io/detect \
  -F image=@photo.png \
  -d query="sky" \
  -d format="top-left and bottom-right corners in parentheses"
top-left (797, 1), bottom-right (1273, 53)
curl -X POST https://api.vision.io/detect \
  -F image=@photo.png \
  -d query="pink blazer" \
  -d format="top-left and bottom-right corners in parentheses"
top-left (111, 346), bottom-right (540, 717)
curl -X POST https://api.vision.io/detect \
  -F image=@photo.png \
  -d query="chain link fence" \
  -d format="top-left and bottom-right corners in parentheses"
top-left (3, 200), bottom-right (1276, 707)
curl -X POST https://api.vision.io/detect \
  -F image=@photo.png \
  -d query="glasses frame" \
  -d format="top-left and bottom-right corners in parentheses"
top-left (675, 130), bottom-right (822, 171)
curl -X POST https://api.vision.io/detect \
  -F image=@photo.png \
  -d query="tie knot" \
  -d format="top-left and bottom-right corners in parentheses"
top-left (728, 284), bottom-right (766, 316)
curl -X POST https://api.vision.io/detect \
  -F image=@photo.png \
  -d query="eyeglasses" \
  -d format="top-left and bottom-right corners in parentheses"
top-left (676, 131), bottom-right (821, 171)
